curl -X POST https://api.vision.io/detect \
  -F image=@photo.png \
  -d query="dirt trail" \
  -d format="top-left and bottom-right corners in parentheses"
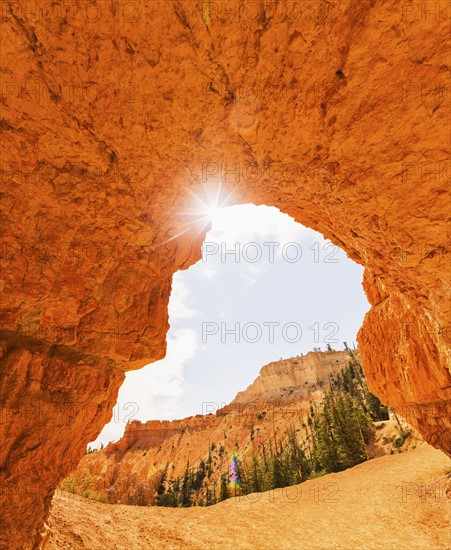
top-left (48, 445), bottom-right (450, 550)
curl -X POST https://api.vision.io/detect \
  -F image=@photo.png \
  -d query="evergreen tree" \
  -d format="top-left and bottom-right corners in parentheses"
top-left (181, 464), bottom-right (192, 507)
top-left (157, 467), bottom-right (167, 495)
top-left (219, 473), bottom-right (228, 501)
top-left (365, 389), bottom-right (389, 421)
top-left (249, 453), bottom-right (262, 493)
top-left (270, 454), bottom-right (284, 489)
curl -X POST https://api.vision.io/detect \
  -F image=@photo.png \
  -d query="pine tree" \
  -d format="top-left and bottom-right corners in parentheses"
top-left (365, 389), bottom-right (389, 421)
top-left (157, 467), bottom-right (167, 495)
top-left (249, 453), bottom-right (262, 493)
top-left (270, 454), bottom-right (284, 489)
top-left (219, 473), bottom-right (228, 501)
top-left (181, 464), bottom-right (192, 507)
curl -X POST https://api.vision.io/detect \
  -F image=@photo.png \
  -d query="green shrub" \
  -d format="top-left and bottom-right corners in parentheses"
top-left (394, 430), bottom-right (411, 448)
top-left (156, 493), bottom-right (178, 507)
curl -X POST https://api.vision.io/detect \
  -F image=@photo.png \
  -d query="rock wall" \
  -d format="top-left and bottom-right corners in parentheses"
top-left (232, 350), bottom-right (353, 403)
top-left (115, 416), bottom-right (220, 453)
top-left (0, 1), bottom-right (450, 548)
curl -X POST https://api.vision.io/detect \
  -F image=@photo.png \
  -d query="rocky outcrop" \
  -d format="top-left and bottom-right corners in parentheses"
top-left (0, 342), bottom-right (124, 549)
top-left (114, 416), bottom-right (220, 453)
top-left (0, 1), bottom-right (450, 547)
top-left (231, 351), bottom-right (354, 404)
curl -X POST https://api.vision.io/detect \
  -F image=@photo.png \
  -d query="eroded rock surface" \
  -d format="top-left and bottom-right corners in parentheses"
top-left (1, 1), bottom-right (450, 548)
top-left (231, 350), bottom-right (352, 404)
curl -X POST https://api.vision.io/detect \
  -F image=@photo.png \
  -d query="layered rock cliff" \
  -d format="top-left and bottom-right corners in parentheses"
top-left (106, 352), bottom-right (351, 457)
top-left (1, 1), bottom-right (450, 547)
top-left (113, 351), bottom-right (354, 455)
top-left (231, 350), bottom-right (354, 404)
top-left (115, 416), bottom-right (221, 454)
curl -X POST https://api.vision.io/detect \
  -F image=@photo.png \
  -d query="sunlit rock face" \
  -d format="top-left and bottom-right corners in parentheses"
top-left (0, 1), bottom-right (449, 547)
top-left (231, 351), bottom-right (355, 404)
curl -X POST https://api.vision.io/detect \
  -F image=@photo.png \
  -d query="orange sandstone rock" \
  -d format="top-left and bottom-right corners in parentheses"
top-left (0, 1), bottom-right (450, 548)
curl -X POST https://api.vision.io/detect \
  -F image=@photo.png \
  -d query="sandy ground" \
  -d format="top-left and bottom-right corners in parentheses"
top-left (47, 445), bottom-right (450, 550)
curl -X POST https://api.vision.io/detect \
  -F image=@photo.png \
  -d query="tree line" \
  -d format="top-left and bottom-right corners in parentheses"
top-left (154, 355), bottom-right (390, 507)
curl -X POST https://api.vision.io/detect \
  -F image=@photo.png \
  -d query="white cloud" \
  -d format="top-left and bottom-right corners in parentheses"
top-left (208, 204), bottom-right (308, 247)
top-left (168, 276), bottom-right (199, 320)
top-left (91, 328), bottom-right (198, 446)
top-left (197, 205), bottom-right (310, 273)
top-left (198, 266), bottom-right (219, 279)
top-left (241, 273), bottom-right (257, 286)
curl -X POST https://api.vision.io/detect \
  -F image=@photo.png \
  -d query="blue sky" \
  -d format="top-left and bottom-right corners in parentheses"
top-left (93, 204), bottom-right (369, 446)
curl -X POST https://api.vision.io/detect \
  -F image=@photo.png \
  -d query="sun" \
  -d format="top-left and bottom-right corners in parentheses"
top-left (187, 185), bottom-right (234, 228)
top-left (155, 185), bottom-right (234, 248)
top-left (204, 204), bottom-right (221, 223)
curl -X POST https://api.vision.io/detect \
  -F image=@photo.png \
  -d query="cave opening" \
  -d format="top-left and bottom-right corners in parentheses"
top-left (93, 203), bottom-right (370, 447)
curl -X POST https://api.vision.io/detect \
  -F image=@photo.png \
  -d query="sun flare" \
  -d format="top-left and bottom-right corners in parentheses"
top-left (190, 185), bottom-right (233, 224)
top-left (155, 185), bottom-right (235, 248)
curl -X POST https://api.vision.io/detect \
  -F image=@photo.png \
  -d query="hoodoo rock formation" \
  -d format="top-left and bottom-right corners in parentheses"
top-left (0, 1), bottom-right (450, 548)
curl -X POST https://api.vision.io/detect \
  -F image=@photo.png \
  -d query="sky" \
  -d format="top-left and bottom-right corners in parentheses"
top-left (92, 204), bottom-right (370, 447)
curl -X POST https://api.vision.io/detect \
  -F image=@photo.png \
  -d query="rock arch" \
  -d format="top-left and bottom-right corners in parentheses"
top-left (0, 1), bottom-right (449, 548)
